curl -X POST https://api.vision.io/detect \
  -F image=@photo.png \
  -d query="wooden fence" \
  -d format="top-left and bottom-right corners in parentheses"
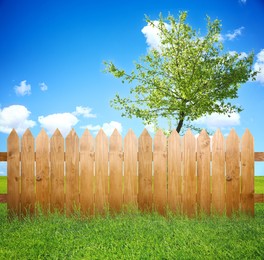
top-left (0, 128), bottom-right (264, 218)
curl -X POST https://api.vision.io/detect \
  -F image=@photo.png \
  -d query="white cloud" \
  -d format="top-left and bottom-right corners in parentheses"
top-left (239, 0), bottom-right (246, 4)
top-left (39, 82), bottom-right (48, 91)
top-left (225, 27), bottom-right (244, 40)
top-left (14, 80), bottom-right (31, 96)
top-left (228, 51), bottom-right (247, 59)
top-left (141, 21), bottom-right (171, 50)
top-left (73, 106), bottom-right (96, 118)
top-left (0, 105), bottom-right (36, 134)
top-left (195, 112), bottom-right (240, 130)
top-left (38, 113), bottom-right (79, 136)
top-left (81, 121), bottom-right (122, 136)
top-left (254, 49), bottom-right (264, 84)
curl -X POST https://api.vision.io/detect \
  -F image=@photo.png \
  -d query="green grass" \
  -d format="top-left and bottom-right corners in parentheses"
top-left (0, 176), bottom-right (6, 193)
top-left (0, 176), bottom-right (263, 259)
top-left (0, 206), bottom-right (263, 259)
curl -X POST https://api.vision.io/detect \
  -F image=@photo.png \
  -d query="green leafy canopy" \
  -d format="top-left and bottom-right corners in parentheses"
top-left (104, 11), bottom-right (258, 134)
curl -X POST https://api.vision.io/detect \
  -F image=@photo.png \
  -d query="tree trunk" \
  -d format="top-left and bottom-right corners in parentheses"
top-left (176, 119), bottom-right (184, 133)
top-left (176, 112), bottom-right (185, 133)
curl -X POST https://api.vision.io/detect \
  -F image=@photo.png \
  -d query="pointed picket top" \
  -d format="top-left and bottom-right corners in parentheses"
top-left (36, 128), bottom-right (49, 140)
top-left (213, 129), bottom-right (224, 139)
top-left (96, 128), bottom-right (107, 140)
top-left (8, 128), bottom-right (19, 142)
top-left (168, 129), bottom-right (180, 140)
top-left (52, 128), bottom-right (63, 138)
top-left (197, 129), bottom-right (210, 149)
top-left (110, 128), bottom-right (121, 138)
top-left (212, 129), bottom-right (224, 150)
top-left (140, 128), bottom-right (151, 138)
top-left (110, 128), bottom-right (122, 151)
top-left (242, 128), bottom-right (254, 143)
top-left (226, 128), bottom-right (239, 145)
top-left (81, 128), bottom-right (92, 138)
top-left (124, 129), bottom-right (137, 142)
top-left (22, 128), bottom-right (33, 138)
top-left (66, 128), bottom-right (78, 139)
top-left (80, 129), bottom-right (94, 151)
top-left (183, 128), bottom-right (195, 141)
top-left (154, 129), bottom-right (167, 151)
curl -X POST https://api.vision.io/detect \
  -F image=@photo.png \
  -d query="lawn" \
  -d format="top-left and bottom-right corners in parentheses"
top-left (0, 176), bottom-right (263, 259)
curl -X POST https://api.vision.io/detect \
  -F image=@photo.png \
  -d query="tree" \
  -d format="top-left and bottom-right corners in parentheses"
top-left (104, 12), bottom-right (258, 134)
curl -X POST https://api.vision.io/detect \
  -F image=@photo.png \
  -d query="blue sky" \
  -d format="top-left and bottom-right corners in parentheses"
top-left (0, 0), bottom-right (264, 175)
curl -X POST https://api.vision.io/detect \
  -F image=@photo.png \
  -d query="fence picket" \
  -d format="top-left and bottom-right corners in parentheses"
top-left (4, 128), bottom-right (259, 218)
top-left (212, 129), bottom-right (225, 214)
top-left (50, 129), bottom-right (64, 213)
top-left (7, 129), bottom-right (20, 217)
top-left (182, 129), bottom-right (196, 217)
top-left (138, 129), bottom-right (152, 211)
top-left (21, 129), bottom-right (35, 216)
top-left (226, 129), bottom-right (240, 216)
top-left (168, 130), bottom-right (182, 213)
top-left (80, 129), bottom-right (94, 215)
top-left (153, 130), bottom-right (167, 215)
top-left (36, 129), bottom-right (49, 213)
top-left (197, 130), bottom-right (211, 215)
top-left (241, 129), bottom-right (254, 216)
top-left (109, 129), bottom-right (123, 212)
top-left (66, 129), bottom-right (79, 215)
top-left (124, 129), bottom-right (137, 206)
top-left (95, 129), bottom-right (108, 214)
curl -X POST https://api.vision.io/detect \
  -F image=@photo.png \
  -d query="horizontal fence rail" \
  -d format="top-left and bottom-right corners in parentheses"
top-left (0, 128), bottom-right (263, 218)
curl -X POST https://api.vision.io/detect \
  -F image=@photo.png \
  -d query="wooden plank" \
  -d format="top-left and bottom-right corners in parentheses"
top-left (254, 194), bottom-right (264, 203)
top-left (182, 129), bottom-right (196, 217)
top-left (0, 194), bottom-right (7, 203)
top-left (7, 129), bottom-right (20, 217)
top-left (36, 129), bottom-right (50, 214)
top-left (153, 129), bottom-right (167, 215)
top-left (168, 130), bottom-right (182, 213)
top-left (212, 129), bottom-right (225, 215)
top-left (65, 129), bottom-right (79, 215)
top-left (241, 129), bottom-right (254, 216)
top-left (138, 129), bottom-right (153, 212)
top-left (21, 129), bottom-right (35, 216)
top-left (0, 152), bottom-right (7, 161)
top-left (109, 129), bottom-right (123, 213)
top-left (50, 129), bottom-right (64, 213)
top-left (226, 129), bottom-right (240, 217)
top-left (124, 129), bottom-right (138, 207)
top-left (254, 152), bottom-right (264, 161)
top-left (95, 129), bottom-right (108, 214)
top-left (80, 129), bottom-right (94, 215)
top-left (197, 130), bottom-right (211, 215)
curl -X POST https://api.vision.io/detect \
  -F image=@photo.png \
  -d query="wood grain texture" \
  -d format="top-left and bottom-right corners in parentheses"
top-left (168, 130), bottom-right (182, 213)
top-left (50, 129), bottom-right (64, 213)
top-left (21, 129), bottom-right (35, 216)
top-left (7, 129), bottom-right (20, 217)
top-left (182, 129), bottom-right (196, 217)
top-left (36, 129), bottom-right (49, 214)
top-left (212, 129), bottom-right (225, 214)
top-left (95, 129), bottom-right (108, 214)
top-left (124, 129), bottom-right (137, 206)
top-left (66, 129), bottom-right (79, 215)
top-left (241, 129), bottom-right (254, 216)
top-left (153, 130), bottom-right (167, 215)
top-left (80, 129), bottom-right (94, 215)
top-left (226, 129), bottom-right (240, 217)
top-left (109, 129), bottom-right (123, 213)
top-left (197, 130), bottom-right (211, 215)
top-left (138, 129), bottom-right (153, 212)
